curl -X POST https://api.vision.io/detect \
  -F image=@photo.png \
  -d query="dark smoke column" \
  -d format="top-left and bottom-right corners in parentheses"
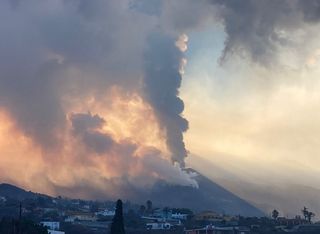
top-left (143, 32), bottom-right (188, 167)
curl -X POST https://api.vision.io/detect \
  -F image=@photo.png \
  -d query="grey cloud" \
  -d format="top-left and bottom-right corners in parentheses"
top-left (211, 0), bottom-right (300, 65)
top-left (0, 59), bottom-right (66, 149)
top-left (160, 0), bottom-right (320, 66)
top-left (129, 0), bottom-right (163, 16)
top-left (81, 131), bottom-right (114, 154)
top-left (70, 112), bottom-right (105, 133)
top-left (0, 0), bottom-right (150, 150)
top-left (298, 0), bottom-right (320, 22)
top-left (70, 112), bottom-right (114, 154)
top-left (208, 0), bottom-right (320, 65)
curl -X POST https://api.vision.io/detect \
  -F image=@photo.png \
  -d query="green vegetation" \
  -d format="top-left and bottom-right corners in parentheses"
top-left (0, 217), bottom-right (48, 234)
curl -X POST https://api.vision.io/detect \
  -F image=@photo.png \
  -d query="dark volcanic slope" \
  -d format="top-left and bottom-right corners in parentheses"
top-left (0, 183), bottom-right (36, 200)
top-left (145, 169), bottom-right (264, 217)
top-left (1, 170), bottom-right (264, 217)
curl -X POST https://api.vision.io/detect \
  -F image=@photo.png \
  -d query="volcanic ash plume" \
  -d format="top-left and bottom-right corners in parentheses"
top-left (143, 32), bottom-right (189, 167)
top-left (0, 86), bottom-right (197, 199)
top-left (0, 0), bottom-right (196, 199)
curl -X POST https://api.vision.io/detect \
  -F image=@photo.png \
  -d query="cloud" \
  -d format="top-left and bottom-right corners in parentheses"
top-left (158, 0), bottom-right (320, 67)
top-left (70, 112), bottom-right (114, 154)
top-left (210, 0), bottom-right (320, 66)
top-left (2, 0), bottom-right (320, 202)
top-left (143, 31), bottom-right (189, 166)
top-left (180, 4), bottom-right (320, 214)
top-left (0, 0), bottom-right (197, 198)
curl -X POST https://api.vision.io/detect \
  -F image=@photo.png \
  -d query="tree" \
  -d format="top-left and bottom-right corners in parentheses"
top-left (90, 202), bottom-right (99, 213)
top-left (163, 207), bottom-right (170, 219)
top-left (146, 200), bottom-right (152, 214)
top-left (110, 200), bottom-right (125, 234)
top-left (271, 209), bottom-right (279, 220)
top-left (306, 211), bottom-right (315, 223)
top-left (302, 207), bottom-right (308, 220)
top-left (124, 209), bottom-right (145, 229)
top-left (43, 210), bottom-right (59, 220)
top-left (0, 218), bottom-right (48, 234)
top-left (302, 207), bottom-right (315, 223)
top-left (62, 223), bottom-right (95, 234)
top-left (139, 205), bottom-right (146, 216)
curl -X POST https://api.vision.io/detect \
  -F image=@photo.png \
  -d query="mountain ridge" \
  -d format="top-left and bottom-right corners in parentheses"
top-left (0, 183), bottom-right (37, 200)
top-left (0, 170), bottom-right (264, 217)
top-left (141, 168), bottom-right (264, 216)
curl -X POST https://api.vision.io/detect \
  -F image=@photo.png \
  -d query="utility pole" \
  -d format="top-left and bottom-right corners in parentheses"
top-left (18, 202), bottom-right (22, 234)
top-left (12, 218), bottom-right (15, 234)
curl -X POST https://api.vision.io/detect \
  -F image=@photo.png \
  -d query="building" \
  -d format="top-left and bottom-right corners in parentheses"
top-left (146, 222), bottom-right (172, 230)
top-left (185, 225), bottom-right (250, 234)
top-left (195, 211), bottom-right (223, 222)
top-left (153, 208), bottom-right (173, 219)
top-left (48, 231), bottom-right (65, 234)
top-left (172, 212), bottom-right (188, 220)
top-left (277, 217), bottom-right (309, 226)
top-left (290, 224), bottom-right (320, 233)
top-left (95, 209), bottom-right (115, 217)
top-left (65, 211), bottom-right (97, 222)
top-left (40, 221), bottom-right (60, 231)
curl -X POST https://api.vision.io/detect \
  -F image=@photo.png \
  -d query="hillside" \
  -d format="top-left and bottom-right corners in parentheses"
top-left (142, 169), bottom-right (264, 217)
top-left (0, 183), bottom-right (36, 200)
top-left (0, 170), bottom-right (264, 217)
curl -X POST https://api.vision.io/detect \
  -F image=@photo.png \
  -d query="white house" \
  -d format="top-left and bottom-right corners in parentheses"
top-left (171, 213), bottom-right (188, 220)
top-left (146, 222), bottom-right (172, 230)
top-left (95, 209), bottom-right (115, 217)
top-left (40, 221), bottom-right (60, 231)
top-left (48, 230), bottom-right (65, 234)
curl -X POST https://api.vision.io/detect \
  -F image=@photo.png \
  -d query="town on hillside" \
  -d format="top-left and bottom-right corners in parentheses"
top-left (0, 191), bottom-right (319, 234)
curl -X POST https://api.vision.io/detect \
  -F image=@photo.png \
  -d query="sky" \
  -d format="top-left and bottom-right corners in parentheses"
top-left (1, 0), bottom-right (320, 216)
top-left (183, 26), bottom-right (320, 187)
top-left (182, 23), bottom-right (320, 215)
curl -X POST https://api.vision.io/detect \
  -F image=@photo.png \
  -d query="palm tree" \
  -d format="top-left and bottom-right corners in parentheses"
top-left (302, 207), bottom-right (309, 220)
top-left (301, 206), bottom-right (315, 223)
top-left (272, 209), bottom-right (279, 220)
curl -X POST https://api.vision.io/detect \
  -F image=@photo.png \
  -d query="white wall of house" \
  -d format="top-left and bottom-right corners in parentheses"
top-left (48, 230), bottom-right (65, 234)
top-left (171, 213), bottom-right (188, 220)
top-left (40, 221), bottom-right (60, 230)
top-left (146, 222), bottom-right (171, 230)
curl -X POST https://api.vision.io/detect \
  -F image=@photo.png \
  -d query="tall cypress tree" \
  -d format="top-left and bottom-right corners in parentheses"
top-left (110, 199), bottom-right (125, 234)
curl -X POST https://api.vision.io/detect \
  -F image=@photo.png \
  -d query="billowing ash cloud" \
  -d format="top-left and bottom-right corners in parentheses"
top-left (70, 113), bottom-right (114, 154)
top-left (206, 0), bottom-right (320, 65)
top-left (162, 0), bottom-right (320, 66)
top-left (143, 32), bottom-right (188, 166)
top-left (298, 0), bottom-right (320, 22)
top-left (0, 0), bottom-right (197, 198)
top-left (1, 0), bottom-right (320, 200)
top-left (0, 0), bottom-right (136, 148)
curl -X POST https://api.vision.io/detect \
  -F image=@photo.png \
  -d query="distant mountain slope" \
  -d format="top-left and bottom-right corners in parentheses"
top-left (1, 170), bottom-right (264, 217)
top-left (143, 169), bottom-right (264, 217)
top-left (219, 180), bottom-right (320, 218)
top-left (187, 155), bottom-right (320, 218)
top-left (0, 183), bottom-right (36, 200)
